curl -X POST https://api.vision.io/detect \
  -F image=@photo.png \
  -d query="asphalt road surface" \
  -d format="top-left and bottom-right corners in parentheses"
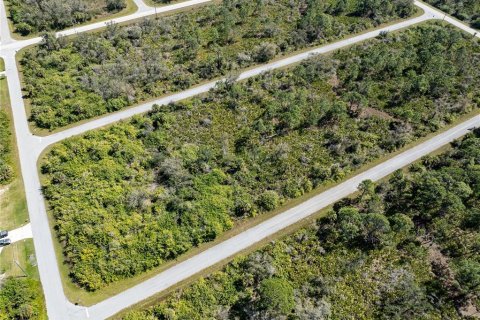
top-left (0, 223), bottom-right (32, 254)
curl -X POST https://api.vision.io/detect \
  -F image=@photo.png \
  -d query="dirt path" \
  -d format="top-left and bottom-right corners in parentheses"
top-left (421, 237), bottom-right (480, 318)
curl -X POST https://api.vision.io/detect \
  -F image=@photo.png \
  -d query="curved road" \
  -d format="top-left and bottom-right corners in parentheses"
top-left (0, 0), bottom-right (478, 319)
top-left (0, 0), bottom-right (214, 49)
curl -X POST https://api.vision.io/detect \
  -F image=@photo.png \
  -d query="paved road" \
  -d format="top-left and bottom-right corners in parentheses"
top-left (0, 0), bottom-right (478, 319)
top-left (0, 223), bottom-right (32, 254)
top-left (0, 0), bottom-right (214, 51)
top-left (415, 1), bottom-right (480, 38)
top-left (0, 0), bottom-right (12, 45)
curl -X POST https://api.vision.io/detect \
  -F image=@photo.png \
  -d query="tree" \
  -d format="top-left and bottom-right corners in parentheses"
top-left (106, 0), bottom-right (127, 11)
top-left (464, 209), bottom-right (480, 229)
top-left (257, 190), bottom-right (280, 211)
top-left (258, 278), bottom-right (295, 315)
top-left (254, 43), bottom-right (278, 63)
top-left (376, 268), bottom-right (431, 319)
top-left (15, 22), bottom-right (33, 36)
top-left (456, 259), bottom-right (480, 293)
top-left (0, 162), bottom-right (13, 184)
top-left (337, 206), bottom-right (363, 242)
top-left (40, 32), bottom-right (66, 51)
top-left (389, 213), bottom-right (414, 241)
top-left (361, 213), bottom-right (391, 247)
top-left (0, 278), bottom-right (43, 319)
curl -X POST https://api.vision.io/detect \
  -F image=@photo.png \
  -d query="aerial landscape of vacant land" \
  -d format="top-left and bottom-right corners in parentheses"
top-left (5, 0), bottom-right (134, 35)
top-left (1, 0), bottom-right (480, 319)
top-left (41, 22), bottom-right (480, 291)
top-left (20, 0), bottom-right (415, 129)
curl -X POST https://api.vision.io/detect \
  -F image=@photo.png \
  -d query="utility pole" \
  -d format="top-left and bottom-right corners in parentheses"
top-left (14, 260), bottom-right (29, 277)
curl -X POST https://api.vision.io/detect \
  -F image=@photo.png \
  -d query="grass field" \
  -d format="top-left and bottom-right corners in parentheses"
top-left (0, 77), bottom-right (28, 230)
top-left (0, 239), bottom-right (38, 279)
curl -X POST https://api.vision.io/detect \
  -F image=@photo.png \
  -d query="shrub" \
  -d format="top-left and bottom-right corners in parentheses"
top-left (259, 278), bottom-right (295, 315)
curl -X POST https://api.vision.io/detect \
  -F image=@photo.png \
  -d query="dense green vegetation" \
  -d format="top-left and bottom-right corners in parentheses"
top-left (0, 278), bottom-right (46, 319)
top-left (425, 0), bottom-right (480, 29)
top-left (21, 0), bottom-right (416, 129)
top-left (41, 23), bottom-right (480, 291)
top-left (122, 130), bottom-right (480, 320)
top-left (0, 78), bottom-right (13, 185)
top-left (0, 240), bottom-right (46, 320)
top-left (6, 0), bottom-right (127, 36)
top-left (0, 110), bottom-right (13, 185)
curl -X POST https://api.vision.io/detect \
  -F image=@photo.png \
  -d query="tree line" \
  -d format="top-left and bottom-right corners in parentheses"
top-left (40, 23), bottom-right (480, 291)
top-left (21, 0), bottom-right (415, 129)
top-left (6, 0), bottom-right (127, 36)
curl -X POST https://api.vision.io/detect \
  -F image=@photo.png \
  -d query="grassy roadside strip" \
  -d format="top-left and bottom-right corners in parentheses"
top-left (20, 7), bottom-right (424, 137)
top-left (3, 0), bottom-right (138, 40)
top-left (0, 76), bottom-right (28, 230)
top-left (0, 58), bottom-right (4, 72)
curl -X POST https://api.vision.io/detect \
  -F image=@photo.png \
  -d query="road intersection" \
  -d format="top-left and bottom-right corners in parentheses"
top-left (0, 223), bottom-right (32, 254)
top-left (0, 0), bottom-right (478, 319)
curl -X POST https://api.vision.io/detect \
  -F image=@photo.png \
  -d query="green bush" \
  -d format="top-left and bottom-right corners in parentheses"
top-left (106, 0), bottom-right (126, 11)
top-left (259, 278), bottom-right (295, 315)
top-left (0, 278), bottom-right (45, 319)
